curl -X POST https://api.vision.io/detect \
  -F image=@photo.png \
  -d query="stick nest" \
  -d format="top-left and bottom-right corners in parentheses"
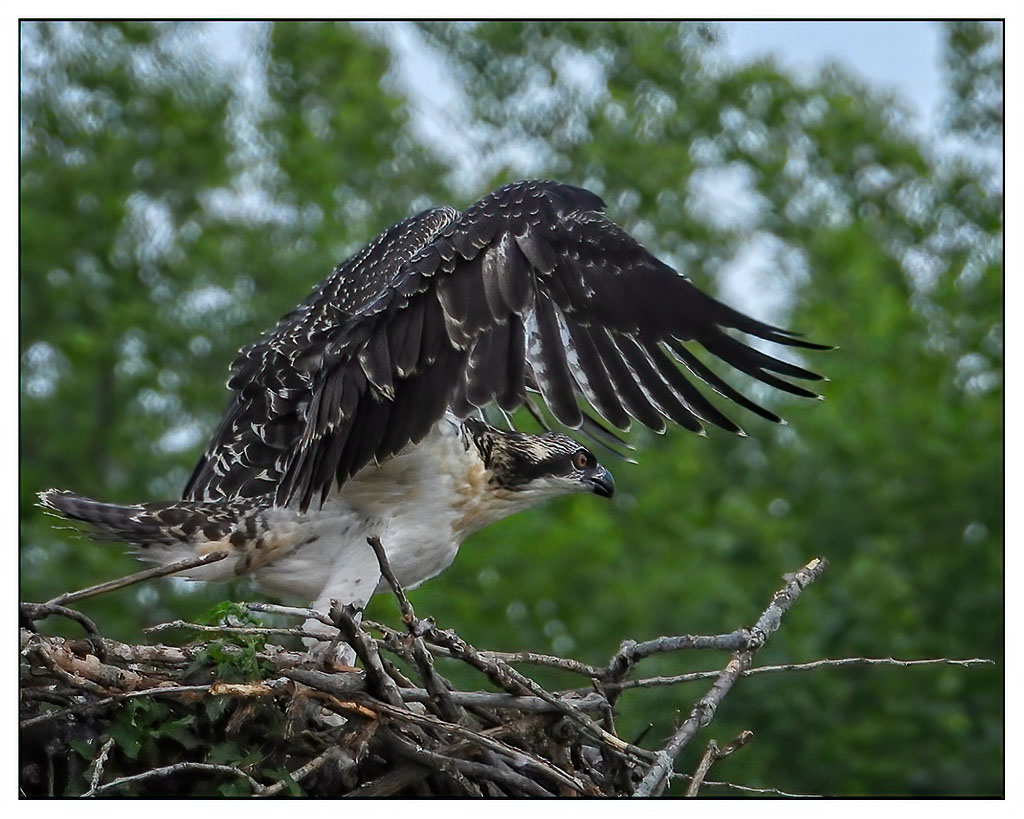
top-left (21, 548), bottom-right (837, 797)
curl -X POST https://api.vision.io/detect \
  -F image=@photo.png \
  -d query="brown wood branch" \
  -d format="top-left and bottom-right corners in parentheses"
top-left (26, 638), bottom-right (114, 696)
top-left (366, 534), bottom-right (466, 724)
top-left (330, 601), bottom-right (405, 708)
top-left (347, 691), bottom-right (586, 794)
top-left (26, 631), bottom-right (152, 692)
top-left (45, 551), bottom-right (230, 607)
top-left (21, 602), bottom-right (101, 638)
top-left (384, 729), bottom-right (556, 797)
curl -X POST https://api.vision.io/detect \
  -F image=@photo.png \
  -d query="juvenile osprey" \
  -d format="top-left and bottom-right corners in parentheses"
top-left (41, 180), bottom-right (826, 623)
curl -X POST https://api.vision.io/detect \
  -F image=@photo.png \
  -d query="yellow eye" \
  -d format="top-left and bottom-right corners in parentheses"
top-left (572, 450), bottom-right (590, 470)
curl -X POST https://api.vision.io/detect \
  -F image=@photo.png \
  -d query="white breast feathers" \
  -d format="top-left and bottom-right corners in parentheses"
top-left (249, 415), bottom-right (504, 614)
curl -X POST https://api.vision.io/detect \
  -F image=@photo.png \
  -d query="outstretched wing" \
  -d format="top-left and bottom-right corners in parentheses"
top-left (190, 180), bottom-right (828, 511)
top-left (183, 206), bottom-right (461, 503)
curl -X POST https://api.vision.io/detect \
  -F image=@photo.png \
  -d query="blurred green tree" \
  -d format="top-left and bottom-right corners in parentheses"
top-left (21, 20), bottom-right (1002, 796)
top-left (410, 21), bottom-right (1002, 795)
top-left (942, 20), bottom-right (1003, 142)
top-left (20, 21), bottom-right (446, 628)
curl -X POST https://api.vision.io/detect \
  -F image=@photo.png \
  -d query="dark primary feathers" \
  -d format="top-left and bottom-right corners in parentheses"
top-left (183, 180), bottom-right (827, 512)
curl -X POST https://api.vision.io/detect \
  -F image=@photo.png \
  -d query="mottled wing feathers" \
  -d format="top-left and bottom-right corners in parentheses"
top-left (186, 180), bottom-right (827, 512)
top-left (183, 207), bottom-right (461, 503)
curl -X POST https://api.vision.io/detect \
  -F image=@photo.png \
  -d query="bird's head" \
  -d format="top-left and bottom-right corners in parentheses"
top-left (464, 419), bottom-right (615, 503)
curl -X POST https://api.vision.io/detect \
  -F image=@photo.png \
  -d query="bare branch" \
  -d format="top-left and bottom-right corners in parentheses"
top-left (21, 602), bottom-right (101, 638)
top-left (286, 667), bottom-right (606, 714)
top-left (348, 692), bottom-right (586, 794)
top-left (685, 730), bottom-right (754, 797)
top-left (21, 684), bottom-right (212, 730)
top-left (673, 773), bottom-right (821, 798)
top-left (604, 629), bottom-right (753, 683)
top-left (21, 676), bottom-right (289, 731)
top-left (634, 557), bottom-right (829, 797)
top-left (365, 535), bottom-right (416, 624)
top-left (366, 535), bottom-right (465, 724)
top-left (46, 551), bottom-right (230, 607)
top-left (256, 746), bottom-right (347, 798)
top-left (384, 729), bottom-right (555, 797)
top-left (423, 623), bottom-right (655, 763)
top-left (486, 650), bottom-right (604, 678)
top-left (90, 761), bottom-right (265, 796)
top-left (244, 601), bottom-right (334, 625)
top-left (330, 601), bottom-right (404, 708)
top-left (81, 738), bottom-right (115, 798)
top-left (613, 656), bottom-right (996, 691)
top-left (144, 620), bottom-right (321, 640)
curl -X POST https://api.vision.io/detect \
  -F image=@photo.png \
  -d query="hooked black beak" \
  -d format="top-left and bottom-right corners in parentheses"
top-left (588, 466), bottom-right (616, 499)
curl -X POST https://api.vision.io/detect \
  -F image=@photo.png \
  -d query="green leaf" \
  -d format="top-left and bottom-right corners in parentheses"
top-left (69, 738), bottom-right (95, 761)
top-left (108, 721), bottom-right (142, 760)
top-left (207, 740), bottom-right (242, 765)
top-left (158, 716), bottom-right (202, 750)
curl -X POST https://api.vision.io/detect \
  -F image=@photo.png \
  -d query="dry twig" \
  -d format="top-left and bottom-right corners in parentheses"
top-left (82, 737), bottom-right (116, 798)
top-left (634, 557), bottom-right (830, 797)
top-left (46, 552), bottom-right (230, 607)
top-left (88, 761), bottom-right (265, 796)
top-left (685, 730), bottom-right (754, 797)
top-left (612, 656), bottom-right (996, 691)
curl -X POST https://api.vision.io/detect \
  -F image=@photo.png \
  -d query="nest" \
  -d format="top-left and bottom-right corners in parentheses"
top-left (19, 545), bottom-right (834, 797)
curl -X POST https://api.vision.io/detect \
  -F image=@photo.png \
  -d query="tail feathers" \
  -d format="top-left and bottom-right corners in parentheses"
top-left (40, 490), bottom-right (183, 547)
top-left (37, 489), bottom-right (266, 580)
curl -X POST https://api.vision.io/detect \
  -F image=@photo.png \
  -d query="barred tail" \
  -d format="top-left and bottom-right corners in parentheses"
top-left (37, 489), bottom-right (264, 580)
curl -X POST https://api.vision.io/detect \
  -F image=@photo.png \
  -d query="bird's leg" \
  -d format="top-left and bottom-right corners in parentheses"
top-left (299, 540), bottom-right (383, 668)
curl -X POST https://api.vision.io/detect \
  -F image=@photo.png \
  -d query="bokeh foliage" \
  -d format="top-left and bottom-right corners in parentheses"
top-left (20, 21), bottom-right (1002, 796)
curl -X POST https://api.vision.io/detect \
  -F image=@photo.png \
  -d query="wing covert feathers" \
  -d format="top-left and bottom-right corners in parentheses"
top-left (186, 180), bottom-right (827, 511)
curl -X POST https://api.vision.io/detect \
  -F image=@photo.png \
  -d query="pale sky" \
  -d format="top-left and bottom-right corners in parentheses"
top-left (720, 21), bottom-right (946, 136)
top-left (201, 21), bottom-right (979, 174)
top-left (380, 21), bottom-right (1001, 194)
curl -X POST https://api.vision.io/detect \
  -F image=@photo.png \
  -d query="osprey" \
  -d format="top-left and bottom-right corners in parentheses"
top-left (40, 180), bottom-right (826, 629)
